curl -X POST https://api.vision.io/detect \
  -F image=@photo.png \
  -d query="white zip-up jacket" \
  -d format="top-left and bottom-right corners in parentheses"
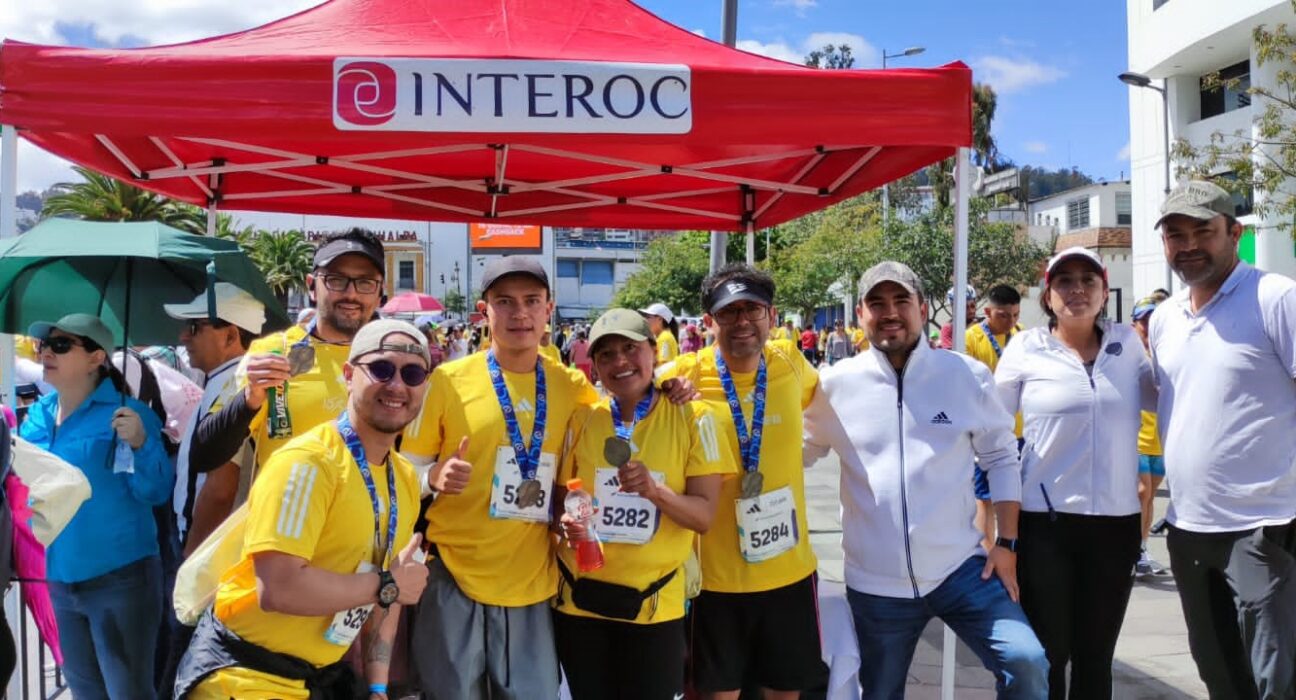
top-left (803, 340), bottom-right (1021, 598)
top-left (994, 323), bottom-right (1156, 517)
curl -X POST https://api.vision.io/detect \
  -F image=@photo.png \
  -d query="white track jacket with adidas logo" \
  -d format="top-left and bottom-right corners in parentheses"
top-left (803, 339), bottom-right (1021, 598)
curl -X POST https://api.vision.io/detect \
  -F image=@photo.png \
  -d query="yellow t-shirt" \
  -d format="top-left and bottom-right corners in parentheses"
top-left (14, 335), bottom-right (38, 362)
top-left (401, 351), bottom-right (599, 606)
top-left (850, 328), bottom-right (868, 352)
top-left (194, 421), bottom-right (421, 700)
top-left (965, 323), bottom-right (1024, 438)
top-left (556, 398), bottom-right (734, 623)
top-left (236, 326), bottom-right (352, 470)
top-left (659, 339), bottom-right (818, 593)
top-left (1138, 411), bottom-right (1162, 456)
top-left (540, 343), bottom-right (563, 366)
top-left (656, 331), bottom-right (679, 366)
top-left (769, 327), bottom-right (791, 342)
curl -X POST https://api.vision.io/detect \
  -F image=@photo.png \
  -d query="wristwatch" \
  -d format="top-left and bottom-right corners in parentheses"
top-left (994, 536), bottom-right (1019, 553)
top-left (377, 570), bottom-right (399, 609)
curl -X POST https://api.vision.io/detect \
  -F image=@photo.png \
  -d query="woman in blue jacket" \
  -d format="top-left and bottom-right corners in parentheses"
top-left (19, 314), bottom-right (172, 700)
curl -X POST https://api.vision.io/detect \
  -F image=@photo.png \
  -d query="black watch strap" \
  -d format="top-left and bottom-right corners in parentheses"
top-left (377, 570), bottom-right (399, 609)
top-left (995, 536), bottom-right (1019, 553)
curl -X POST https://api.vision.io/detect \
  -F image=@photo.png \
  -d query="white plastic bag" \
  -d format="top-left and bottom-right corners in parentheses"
top-left (173, 503), bottom-right (248, 626)
top-left (10, 436), bottom-right (92, 547)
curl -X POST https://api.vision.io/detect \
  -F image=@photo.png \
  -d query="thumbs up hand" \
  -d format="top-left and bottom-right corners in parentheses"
top-left (430, 436), bottom-right (472, 495)
top-left (392, 533), bottom-right (430, 605)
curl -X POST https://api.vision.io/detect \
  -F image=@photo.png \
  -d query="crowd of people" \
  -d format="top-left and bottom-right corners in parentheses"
top-left (0, 178), bottom-right (1290, 700)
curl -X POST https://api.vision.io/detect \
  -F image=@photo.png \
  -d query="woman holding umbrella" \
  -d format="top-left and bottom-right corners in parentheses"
top-left (18, 313), bottom-right (172, 700)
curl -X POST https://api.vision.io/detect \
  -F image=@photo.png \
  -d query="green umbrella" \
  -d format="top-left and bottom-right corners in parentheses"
top-left (0, 219), bottom-right (291, 346)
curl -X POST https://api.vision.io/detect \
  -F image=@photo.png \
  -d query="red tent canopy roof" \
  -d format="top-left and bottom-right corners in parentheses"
top-left (0, 0), bottom-right (972, 231)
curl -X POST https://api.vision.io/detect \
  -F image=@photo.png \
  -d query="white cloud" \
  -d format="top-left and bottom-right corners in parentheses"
top-left (0, 1), bottom-right (322, 47)
top-left (1024, 141), bottom-right (1048, 154)
top-left (739, 31), bottom-right (878, 67)
top-left (971, 55), bottom-right (1066, 94)
top-left (0, 138), bottom-right (78, 193)
top-left (773, 0), bottom-right (818, 16)
top-left (1117, 142), bottom-right (1131, 160)
top-left (691, 28), bottom-right (707, 38)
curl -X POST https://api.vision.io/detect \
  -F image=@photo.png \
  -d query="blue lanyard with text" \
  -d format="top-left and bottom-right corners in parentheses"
top-left (715, 350), bottom-right (767, 475)
top-left (486, 350), bottom-right (547, 480)
top-left (336, 411), bottom-right (398, 569)
top-left (980, 321), bottom-right (1012, 358)
top-left (610, 387), bottom-right (654, 441)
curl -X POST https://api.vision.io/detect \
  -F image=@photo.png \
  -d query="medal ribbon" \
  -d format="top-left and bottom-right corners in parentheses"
top-left (715, 350), bottom-right (767, 475)
top-left (980, 320), bottom-right (1012, 358)
top-left (609, 386), bottom-right (654, 442)
top-left (336, 411), bottom-right (399, 569)
top-left (486, 350), bottom-right (547, 480)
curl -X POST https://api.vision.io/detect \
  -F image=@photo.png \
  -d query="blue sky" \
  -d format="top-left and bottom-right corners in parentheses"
top-left (1, 0), bottom-right (1134, 191)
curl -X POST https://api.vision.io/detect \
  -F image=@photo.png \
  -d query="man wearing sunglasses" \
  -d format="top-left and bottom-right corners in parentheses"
top-left (190, 229), bottom-right (386, 478)
top-left (176, 319), bottom-right (432, 700)
top-left (659, 263), bottom-right (828, 700)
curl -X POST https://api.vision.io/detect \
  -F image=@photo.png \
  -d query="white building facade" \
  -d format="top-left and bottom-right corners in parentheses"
top-left (1126, 0), bottom-right (1296, 295)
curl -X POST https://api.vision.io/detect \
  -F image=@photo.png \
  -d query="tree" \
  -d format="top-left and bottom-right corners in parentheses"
top-left (770, 204), bottom-right (880, 319)
top-left (1173, 7), bottom-right (1296, 236)
top-left (1019, 166), bottom-right (1095, 199)
top-left (442, 288), bottom-right (468, 318)
top-left (927, 82), bottom-right (1006, 209)
top-left (805, 44), bottom-right (854, 69)
top-left (41, 166), bottom-right (206, 233)
top-left (613, 231), bottom-right (712, 314)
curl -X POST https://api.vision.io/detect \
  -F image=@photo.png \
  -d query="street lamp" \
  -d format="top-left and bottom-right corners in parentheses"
top-left (881, 47), bottom-right (926, 229)
top-left (1119, 70), bottom-right (1174, 291)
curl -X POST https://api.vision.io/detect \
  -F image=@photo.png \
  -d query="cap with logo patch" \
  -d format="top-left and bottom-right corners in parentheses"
top-left (859, 261), bottom-right (925, 299)
top-left (348, 319), bottom-right (430, 365)
top-left (588, 308), bottom-right (653, 353)
top-left (1155, 180), bottom-right (1235, 228)
top-left (704, 279), bottom-right (774, 314)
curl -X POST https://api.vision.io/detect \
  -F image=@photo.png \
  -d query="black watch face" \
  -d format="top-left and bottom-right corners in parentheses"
top-left (379, 582), bottom-right (400, 607)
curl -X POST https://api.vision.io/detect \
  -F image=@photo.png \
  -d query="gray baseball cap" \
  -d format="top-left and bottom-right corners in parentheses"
top-left (479, 256), bottom-right (549, 297)
top-left (348, 319), bottom-right (430, 365)
top-left (1155, 180), bottom-right (1235, 228)
top-left (859, 261), bottom-right (925, 299)
top-left (588, 308), bottom-right (653, 353)
top-left (28, 313), bottom-right (116, 353)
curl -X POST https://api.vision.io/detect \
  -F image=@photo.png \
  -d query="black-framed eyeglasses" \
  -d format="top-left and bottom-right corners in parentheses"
top-left (713, 303), bottom-right (770, 325)
top-left (319, 274), bottom-right (381, 295)
top-left (39, 336), bottom-right (84, 355)
top-left (356, 359), bottom-right (430, 387)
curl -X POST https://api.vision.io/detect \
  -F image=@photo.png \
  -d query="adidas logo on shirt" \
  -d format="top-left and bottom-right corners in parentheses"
top-left (604, 475), bottom-right (621, 488)
top-left (931, 411), bottom-right (952, 425)
top-left (515, 398), bottom-right (534, 413)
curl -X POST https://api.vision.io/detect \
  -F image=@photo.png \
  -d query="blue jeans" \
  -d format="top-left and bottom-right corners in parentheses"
top-left (50, 556), bottom-right (163, 700)
top-left (847, 556), bottom-right (1048, 699)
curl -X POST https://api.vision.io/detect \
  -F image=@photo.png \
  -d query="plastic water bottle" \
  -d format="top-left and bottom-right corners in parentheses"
top-left (564, 478), bottom-right (604, 572)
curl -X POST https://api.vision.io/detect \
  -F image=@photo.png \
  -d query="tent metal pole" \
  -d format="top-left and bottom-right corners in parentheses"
top-left (1, 124), bottom-right (18, 408)
top-left (709, 0), bottom-right (739, 274)
top-left (206, 204), bottom-right (217, 236)
top-left (943, 146), bottom-right (973, 700)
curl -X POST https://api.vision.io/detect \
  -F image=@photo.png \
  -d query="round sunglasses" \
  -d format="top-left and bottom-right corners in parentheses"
top-left (355, 359), bottom-right (430, 387)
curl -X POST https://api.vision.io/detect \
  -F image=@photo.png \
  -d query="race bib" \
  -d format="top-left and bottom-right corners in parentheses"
top-left (323, 562), bottom-right (376, 646)
top-left (736, 486), bottom-right (798, 563)
top-left (593, 467), bottom-right (663, 545)
top-left (489, 447), bottom-right (556, 523)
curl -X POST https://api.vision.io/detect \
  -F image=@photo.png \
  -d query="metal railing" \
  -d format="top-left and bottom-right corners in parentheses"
top-left (5, 581), bottom-right (68, 700)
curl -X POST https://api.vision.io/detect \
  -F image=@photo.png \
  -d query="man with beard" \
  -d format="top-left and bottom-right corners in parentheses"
top-left (175, 320), bottom-right (432, 699)
top-left (1150, 181), bottom-right (1296, 699)
top-left (803, 262), bottom-right (1046, 698)
top-left (190, 229), bottom-right (387, 474)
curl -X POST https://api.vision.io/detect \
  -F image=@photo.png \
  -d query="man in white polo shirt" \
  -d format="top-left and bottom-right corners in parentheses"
top-left (1150, 180), bottom-right (1296, 700)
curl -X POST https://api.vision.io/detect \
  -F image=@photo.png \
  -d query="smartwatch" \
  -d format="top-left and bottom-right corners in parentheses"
top-left (994, 536), bottom-right (1019, 553)
top-left (377, 570), bottom-right (399, 609)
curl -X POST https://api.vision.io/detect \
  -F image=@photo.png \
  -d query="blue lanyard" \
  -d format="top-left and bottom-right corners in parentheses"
top-left (980, 320), bottom-right (1012, 358)
top-left (715, 350), bottom-right (766, 475)
top-left (486, 350), bottom-right (547, 480)
top-left (293, 318), bottom-right (317, 350)
top-left (336, 411), bottom-right (398, 569)
top-left (610, 387), bottom-right (654, 441)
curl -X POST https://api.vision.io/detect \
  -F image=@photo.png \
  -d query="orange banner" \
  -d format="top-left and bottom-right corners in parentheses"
top-left (469, 223), bottom-right (543, 252)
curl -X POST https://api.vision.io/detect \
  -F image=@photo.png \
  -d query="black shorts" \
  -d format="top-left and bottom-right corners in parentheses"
top-left (554, 611), bottom-right (685, 700)
top-left (688, 574), bottom-right (828, 692)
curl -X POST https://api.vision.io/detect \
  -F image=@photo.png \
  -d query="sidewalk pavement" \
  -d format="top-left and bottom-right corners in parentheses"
top-left (805, 453), bottom-right (1209, 699)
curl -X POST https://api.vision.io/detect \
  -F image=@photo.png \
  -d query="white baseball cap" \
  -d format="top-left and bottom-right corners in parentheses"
top-left (1045, 246), bottom-right (1107, 285)
top-left (164, 283), bottom-right (266, 333)
top-left (639, 302), bottom-right (675, 323)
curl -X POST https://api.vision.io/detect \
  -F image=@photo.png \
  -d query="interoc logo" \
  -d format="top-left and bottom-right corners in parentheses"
top-left (335, 61), bottom-right (397, 126)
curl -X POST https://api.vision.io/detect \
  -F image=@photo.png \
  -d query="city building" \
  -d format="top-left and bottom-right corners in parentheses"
top-left (1126, 0), bottom-right (1296, 296)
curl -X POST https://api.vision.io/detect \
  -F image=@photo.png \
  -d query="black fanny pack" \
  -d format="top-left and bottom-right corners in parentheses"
top-left (557, 558), bottom-right (676, 621)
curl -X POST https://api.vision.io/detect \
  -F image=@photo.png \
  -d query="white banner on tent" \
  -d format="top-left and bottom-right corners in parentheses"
top-left (333, 58), bottom-right (692, 134)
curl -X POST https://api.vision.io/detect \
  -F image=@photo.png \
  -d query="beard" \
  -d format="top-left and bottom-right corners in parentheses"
top-left (321, 300), bottom-right (368, 336)
top-left (1171, 251), bottom-right (1221, 286)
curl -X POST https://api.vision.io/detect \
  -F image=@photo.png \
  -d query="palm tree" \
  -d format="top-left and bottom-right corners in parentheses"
top-left (927, 82), bottom-right (1001, 209)
top-left (41, 166), bottom-right (206, 233)
top-left (246, 230), bottom-right (315, 308)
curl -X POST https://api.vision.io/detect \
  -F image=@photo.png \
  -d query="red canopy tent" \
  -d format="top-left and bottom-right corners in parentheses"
top-left (0, 0), bottom-right (971, 233)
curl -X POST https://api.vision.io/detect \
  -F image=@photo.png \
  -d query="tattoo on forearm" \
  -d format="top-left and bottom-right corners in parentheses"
top-left (366, 636), bottom-right (393, 664)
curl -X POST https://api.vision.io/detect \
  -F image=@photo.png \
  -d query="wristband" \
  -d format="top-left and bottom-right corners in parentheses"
top-left (369, 683), bottom-right (388, 695)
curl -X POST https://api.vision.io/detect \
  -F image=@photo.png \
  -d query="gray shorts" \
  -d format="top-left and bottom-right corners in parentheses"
top-left (411, 556), bottom-right (560, 700)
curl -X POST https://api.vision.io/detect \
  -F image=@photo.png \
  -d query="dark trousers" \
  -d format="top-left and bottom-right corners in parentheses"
top-left (1018, 511), bottom-right (1141, 700)
top-left (1167, 520), bottom-right (1296, 700)
top-left (554, 612), bottom-right (685, 700)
